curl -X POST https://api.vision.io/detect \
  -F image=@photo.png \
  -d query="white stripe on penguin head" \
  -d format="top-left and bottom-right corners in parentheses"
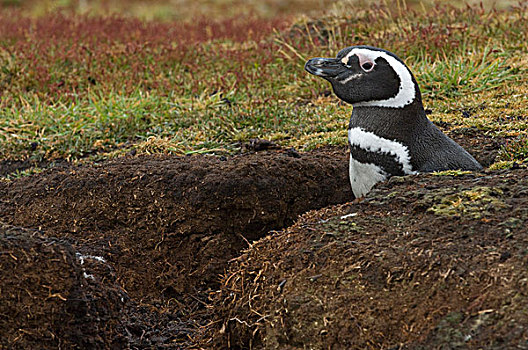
top-left (338, 73), bottom-right (361, 84)
top-left (341, 48), bottom-right (416, 108)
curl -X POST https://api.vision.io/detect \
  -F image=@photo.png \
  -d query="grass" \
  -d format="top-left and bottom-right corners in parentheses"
top-left (0, 0), bottom-right (527, 170)
top-left (414, 47), bottom-right (517, 99)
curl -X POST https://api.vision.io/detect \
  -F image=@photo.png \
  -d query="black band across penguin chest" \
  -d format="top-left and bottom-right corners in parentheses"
top-left (349, 144), bottom-right (406, 176)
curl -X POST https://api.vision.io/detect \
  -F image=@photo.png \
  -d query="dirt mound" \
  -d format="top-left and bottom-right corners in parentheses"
top-left (0, 147), bottom-right (351, 307)
top-left (209, 169), bottom-right (528, 349)
top-left (0, 130), bottom-right (516, 348)
top-left (0, 223), bottom-right (126, 349)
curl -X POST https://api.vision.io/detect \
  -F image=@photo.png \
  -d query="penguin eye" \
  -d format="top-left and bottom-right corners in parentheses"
top-left (361, 62), bottom-right (374, 72)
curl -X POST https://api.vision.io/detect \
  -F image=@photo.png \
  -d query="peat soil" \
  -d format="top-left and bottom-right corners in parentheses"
top-left (1, 128), bottom-right (526, 349)
top-left (0, 146), bottom-right (352, 349)
top-left (210, 169), bottom-right (528, 349)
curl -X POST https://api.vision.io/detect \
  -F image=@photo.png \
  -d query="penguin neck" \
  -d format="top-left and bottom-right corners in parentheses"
top-left (348, 97), bottom-right (429, 142)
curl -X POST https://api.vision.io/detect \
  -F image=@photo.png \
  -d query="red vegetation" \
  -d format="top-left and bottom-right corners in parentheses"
top-left (0, 12), bottom-right (291, 104)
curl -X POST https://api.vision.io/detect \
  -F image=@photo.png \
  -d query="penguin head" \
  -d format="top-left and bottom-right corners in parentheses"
top-left (305, 46), bottom-right (420, 108)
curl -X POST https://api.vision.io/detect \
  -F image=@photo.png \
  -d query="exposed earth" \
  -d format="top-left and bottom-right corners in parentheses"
top-left (1, 129), bottom-right (527, 349)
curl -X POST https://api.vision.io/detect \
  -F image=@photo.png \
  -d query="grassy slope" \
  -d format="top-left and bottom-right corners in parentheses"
top-left (0, 0), bottom-right (527, 175)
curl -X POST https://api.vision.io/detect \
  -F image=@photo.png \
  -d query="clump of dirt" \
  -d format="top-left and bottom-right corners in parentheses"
top-left (208, 169), bottom-right (528, 349)
top-left (0, 223), bottom-right (126, 349)
top-left (0, 147), bottom-right (351, 306)
top-left (448, 126), bottom-right (504, 167)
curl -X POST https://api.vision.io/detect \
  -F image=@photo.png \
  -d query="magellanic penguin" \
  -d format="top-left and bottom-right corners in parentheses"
top-left (305, 45), bottom-right (482, 199)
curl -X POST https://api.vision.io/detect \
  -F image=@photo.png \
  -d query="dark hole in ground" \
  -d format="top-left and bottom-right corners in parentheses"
top-left (0, 147), bottom-right (352, 348)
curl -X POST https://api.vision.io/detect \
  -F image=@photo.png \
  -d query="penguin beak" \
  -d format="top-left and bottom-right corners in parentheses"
top-left (305, 57), bottom-right (345, 78)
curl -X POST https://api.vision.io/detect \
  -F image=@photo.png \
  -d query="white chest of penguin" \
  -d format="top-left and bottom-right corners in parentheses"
top-left (348, 127), bottom-right (416, 198)
top-left (348, 156), bottom-right (388, 199)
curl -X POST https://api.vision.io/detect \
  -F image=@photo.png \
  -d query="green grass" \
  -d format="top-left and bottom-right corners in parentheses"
top-left (414, 47), bottom-right (517, 99)
top-left (0, 1), bottom-right (527, 170)
top-left (0, 89), bottom-right (348, 160)
top-left (498, 135), bottom-right (528, 163)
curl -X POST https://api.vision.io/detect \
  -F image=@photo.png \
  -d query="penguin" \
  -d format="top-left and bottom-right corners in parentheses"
top-left (305, 45), bottom-right (482, 199)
